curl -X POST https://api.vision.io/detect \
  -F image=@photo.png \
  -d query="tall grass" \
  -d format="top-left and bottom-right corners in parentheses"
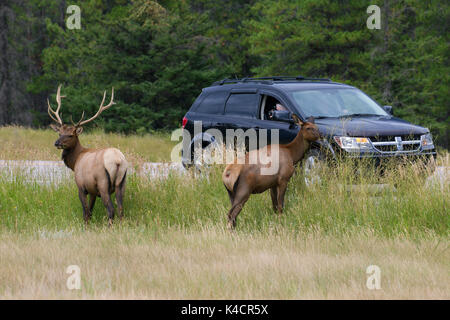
top-left (0, 227), bottom-right (448, 299)
top-left (1, 156), bottom-right (447, 238)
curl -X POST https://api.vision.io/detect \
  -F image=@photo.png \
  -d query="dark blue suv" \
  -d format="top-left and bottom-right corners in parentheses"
top-left (181, 76), bottom-right (436, 182)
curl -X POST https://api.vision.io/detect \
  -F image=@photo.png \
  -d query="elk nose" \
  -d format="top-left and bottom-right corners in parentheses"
top-left (54, 141), bottom-right (61, 147)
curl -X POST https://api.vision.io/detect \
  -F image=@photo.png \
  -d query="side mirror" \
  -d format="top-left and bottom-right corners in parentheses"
top-left (268, 110), bottom-right (293, 123)
top-left (383, 105), bottom-right (393, 115)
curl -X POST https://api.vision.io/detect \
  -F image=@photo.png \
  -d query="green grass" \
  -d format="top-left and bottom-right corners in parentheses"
top-left (1, 158), bottom-right (448, 238)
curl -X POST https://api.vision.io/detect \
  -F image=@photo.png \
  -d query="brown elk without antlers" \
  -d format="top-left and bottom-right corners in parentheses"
top-left (222, 114), bottom-right (320, 229)
top-left (48, 85), bottom-right (128, 226)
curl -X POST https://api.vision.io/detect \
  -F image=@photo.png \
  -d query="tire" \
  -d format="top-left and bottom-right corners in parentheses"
top-left (181, 148), bottom-right (193, 170)
top-left (302, 149), bottom-right (326, 187)
top-left (182, 138), bottom-right (223, 173)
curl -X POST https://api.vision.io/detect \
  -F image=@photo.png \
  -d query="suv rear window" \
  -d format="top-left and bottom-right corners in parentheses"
top-left (195, 91), bottom-right (228, 114)
top-left (225, 93), bottom-right (259, 118)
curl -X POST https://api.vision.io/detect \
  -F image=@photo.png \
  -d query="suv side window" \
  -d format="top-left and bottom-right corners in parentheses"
top-left (195, 91), bottom-right (228, 114)
top-left (260, 94), bottom-right (288, 120)
top-left (225, 93), bottom-right (259, 118)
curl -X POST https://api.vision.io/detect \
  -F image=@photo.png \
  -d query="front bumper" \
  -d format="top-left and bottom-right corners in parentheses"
top-left (316, 139), bottom-right (436, 161)
top-left (344, 150), bottom-right (436, 159)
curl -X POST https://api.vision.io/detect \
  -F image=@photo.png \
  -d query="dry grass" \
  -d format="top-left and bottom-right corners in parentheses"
top-left (0, 227), bottom-right (448, 299)
top-left (0, 126), bottom-right (176, 166)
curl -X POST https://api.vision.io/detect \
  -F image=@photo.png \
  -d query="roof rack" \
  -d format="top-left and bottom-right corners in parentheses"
top-left (212, 75), bottom-right (332, 86)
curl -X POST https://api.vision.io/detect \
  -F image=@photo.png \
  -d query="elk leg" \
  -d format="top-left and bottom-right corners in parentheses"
top-left (226, 187), bottom-right (234, 206)
top-left (115, 185), bottom-right (125, 221)
top-left (276, 181), bottom-right (288, 215)
top-left (88, 195), bottom-right (96, 217)
top-left (227, 187), bottom-right (250, 230)
top-left (100, 191), bottom-right (115, 227)
top-left (115, 170), bottom-right (127, 222)
top-left (78, 188), bottom-right (90, 225)
top-left (227, 204), bottom-right (243, 230)
top-left (270, 187), bottom-right (278, 212)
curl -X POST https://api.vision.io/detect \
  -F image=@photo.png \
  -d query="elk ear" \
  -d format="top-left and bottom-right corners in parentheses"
top-left (307, 116), bottom-right (315, 124)
top-left (292, 114), bottom-right (304, 126)
top-left (75, 126), bottom-right (83, 136)
top-left (50, 124), bottom-right (60, 132)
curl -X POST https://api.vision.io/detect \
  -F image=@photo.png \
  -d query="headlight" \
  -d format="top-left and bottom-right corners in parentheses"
top-left (421, 133), bottom-right (434, 149)
top-left (334, 136), bottom-right (372, 151)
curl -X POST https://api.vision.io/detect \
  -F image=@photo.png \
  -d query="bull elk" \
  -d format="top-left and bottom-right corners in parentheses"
top-left (48, 85), bottom-right (128, 226)
top-left (222, 115), bottom-right (320, 229)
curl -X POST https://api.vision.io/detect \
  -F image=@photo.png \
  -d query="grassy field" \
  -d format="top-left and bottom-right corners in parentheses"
top-left (0, 126), bottom-right (176, 165)
top-left (0, 127), bottom-right (448, 299)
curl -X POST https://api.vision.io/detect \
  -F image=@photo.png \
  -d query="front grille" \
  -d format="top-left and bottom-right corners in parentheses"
top-left (369, 134), bottom-right (421, 143)
top-left (369, 135), bottom-right (421, 153)
top-left (374, 144), bottom-right (397, 152)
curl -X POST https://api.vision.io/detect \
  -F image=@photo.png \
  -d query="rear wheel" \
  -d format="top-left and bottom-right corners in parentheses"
top-left (302, 149), bottom-right (326, 187)
top-left (183, 138), bottom-right (223, 173)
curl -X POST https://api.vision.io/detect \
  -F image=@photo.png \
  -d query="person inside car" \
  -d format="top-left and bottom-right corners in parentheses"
top-left (275, 103), bottom-right (287, 111)
top-left (268, 103), bottom-right (287, 119)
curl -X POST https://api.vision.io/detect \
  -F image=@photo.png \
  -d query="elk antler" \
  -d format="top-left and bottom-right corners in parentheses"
top-left (47, 84), bottom-right (65, 125)
top-left (70, 111), bottom-right (85, 127)
top-left (76, 88), bottom-right (115, 127)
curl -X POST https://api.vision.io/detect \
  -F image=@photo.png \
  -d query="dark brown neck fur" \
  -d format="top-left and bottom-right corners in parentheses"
top-left (62, 138), bottom-right (86, 171)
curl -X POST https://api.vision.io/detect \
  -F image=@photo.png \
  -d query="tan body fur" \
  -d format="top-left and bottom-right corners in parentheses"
top-left (222, 115), bottom-right (320, 229)
top-left (72, 148), bottom-right (127, 196)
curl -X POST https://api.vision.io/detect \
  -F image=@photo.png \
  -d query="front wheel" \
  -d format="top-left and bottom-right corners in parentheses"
top-left (302, 149), bottom-right (326, 187)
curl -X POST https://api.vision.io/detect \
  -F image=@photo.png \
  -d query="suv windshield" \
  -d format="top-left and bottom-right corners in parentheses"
top-left (289, 88), bottom-right (388, 118)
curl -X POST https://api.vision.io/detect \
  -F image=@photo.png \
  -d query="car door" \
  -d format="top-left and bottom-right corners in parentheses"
top-left (219, 89), bottom-right (261, 150)
top-left (191, 89), bottom-right (229, 133)
top-left (250, 90), bottom-right (299, 148)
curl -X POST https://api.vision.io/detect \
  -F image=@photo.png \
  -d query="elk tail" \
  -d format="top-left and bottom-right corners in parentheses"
top-left (222, 164), bottom-right (242, 193)
top-left (104, 148), bottom-right (128, 192)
